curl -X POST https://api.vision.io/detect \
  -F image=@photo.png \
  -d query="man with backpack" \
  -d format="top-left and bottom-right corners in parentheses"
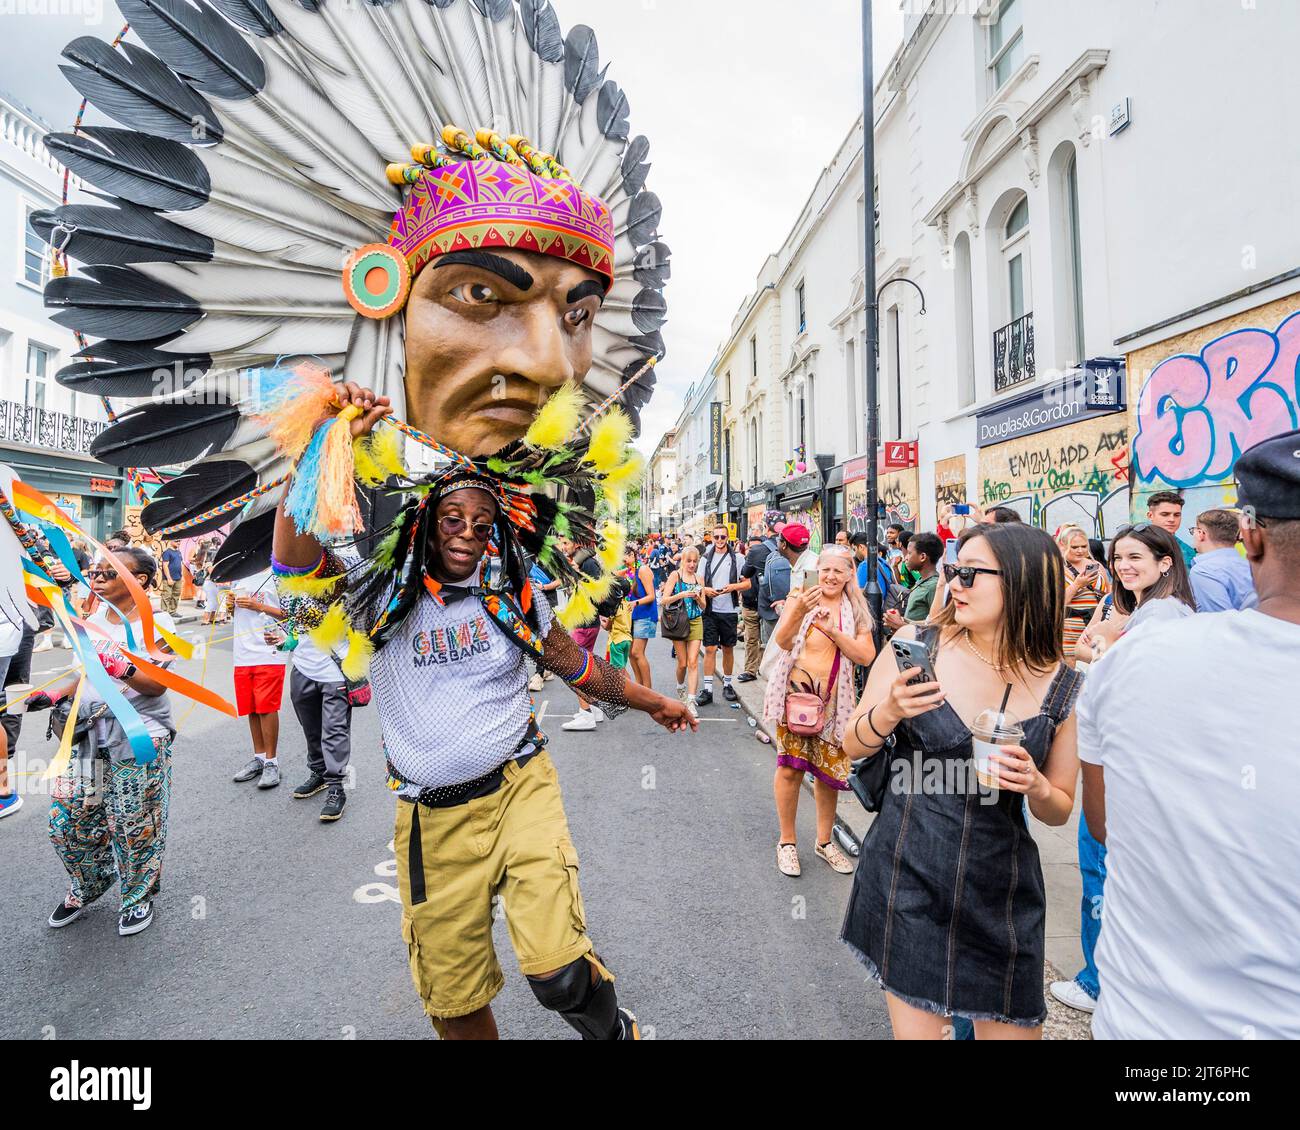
top-left (738, 523), bottom-right (777, 683)
top-left (696, 526), bottom-right (748, 706)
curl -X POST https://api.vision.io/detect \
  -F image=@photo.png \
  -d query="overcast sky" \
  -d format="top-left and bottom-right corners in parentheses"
top-left (0, 0), bottom-right (905, 454)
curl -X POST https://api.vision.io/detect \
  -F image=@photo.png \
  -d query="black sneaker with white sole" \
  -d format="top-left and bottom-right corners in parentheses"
top-left (617, 1007), bottom-right (641, 1040)
top-left (118, 902), bottom-right (153, 936)
top-left (695, 688), bottom-right (713, 707)
top-left (293, 772), bottom-right (328, 799)
top-left (48, 901), bottom-right (83, 928)
top-left (320, 783), bottom-right (347, 822)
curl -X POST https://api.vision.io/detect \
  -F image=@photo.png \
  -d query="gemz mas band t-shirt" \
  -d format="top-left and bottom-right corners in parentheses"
top-left (370, 583), bottom-right (553, 792)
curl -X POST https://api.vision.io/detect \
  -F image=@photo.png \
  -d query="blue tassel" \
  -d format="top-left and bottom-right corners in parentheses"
top-left (284, 419), bottom-right (330, 535)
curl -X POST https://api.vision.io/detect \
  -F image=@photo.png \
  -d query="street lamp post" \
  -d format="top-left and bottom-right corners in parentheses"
top-left (862, 3), bottom-right (927, 650)
top-left (861, 0), bottom-right (882, 645)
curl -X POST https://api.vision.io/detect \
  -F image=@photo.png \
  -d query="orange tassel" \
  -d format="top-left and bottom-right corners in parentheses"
top-left (317, 406), bottom-right (363, 536)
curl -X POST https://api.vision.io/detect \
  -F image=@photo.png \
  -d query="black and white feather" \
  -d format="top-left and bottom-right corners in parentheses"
top-left (41, 0), bottom-right (669, 545)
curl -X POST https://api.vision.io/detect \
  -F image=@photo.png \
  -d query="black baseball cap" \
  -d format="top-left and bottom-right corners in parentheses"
top-left (1235, 426), bottom-right (1300, 520)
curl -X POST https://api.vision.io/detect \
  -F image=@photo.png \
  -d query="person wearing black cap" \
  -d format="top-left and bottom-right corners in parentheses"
top-left (1075, 427), bottom-right (1300, 1039)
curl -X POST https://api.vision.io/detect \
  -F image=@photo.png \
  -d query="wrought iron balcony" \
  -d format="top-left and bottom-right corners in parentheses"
top-left (0, 400), bottom-right (106, 455)
top-left (993, 312), bottom-right (1036, 392)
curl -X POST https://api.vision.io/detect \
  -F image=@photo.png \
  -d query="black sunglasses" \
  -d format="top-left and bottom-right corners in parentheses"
top-left (1115, 522), bottom-right (1154, 537)
top-left (85, 569), bottom-right (119, 580)
top-left (438, 515), bottom-right (494, 542)
top-left (942, 563), bottom-right (1001, 587)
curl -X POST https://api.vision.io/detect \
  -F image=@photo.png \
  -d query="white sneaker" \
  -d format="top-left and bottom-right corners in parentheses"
top-left (1049, 980), bottom-right (1097, 1014)
top-left (561, 711), bottom-right (597, 732)
top-left (590, 705), bottom-right (606, 723)
top-left (687, 698), bottom-right (698, 718)
top-left (528, 673), bottom-right (544, 692)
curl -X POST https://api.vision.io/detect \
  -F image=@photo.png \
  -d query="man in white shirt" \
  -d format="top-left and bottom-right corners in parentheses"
top-left (696, 525), bottom-right (748, 706)
top-left (283, 591), bottom-right (353, 823)
top-left (1078, 427), bottom-right (1300, 1038)
top-left (229, 569), bottom-right (290, 792)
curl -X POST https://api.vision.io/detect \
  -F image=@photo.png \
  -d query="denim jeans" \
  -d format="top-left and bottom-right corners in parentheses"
top-left (1074, 810), bottom-right (1107, 1000)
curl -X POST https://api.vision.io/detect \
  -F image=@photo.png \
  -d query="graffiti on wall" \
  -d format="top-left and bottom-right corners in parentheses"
top-left (978, 416), bottom-right (1130, 537)
top-left (783, 500), bottom-right (823, 552)
top-left (846, 468), bottom-right (919, 541)
top-left (934, 455), bottom-right (967, 514)
top-left (1132, 312), bottom-right (1299, 492)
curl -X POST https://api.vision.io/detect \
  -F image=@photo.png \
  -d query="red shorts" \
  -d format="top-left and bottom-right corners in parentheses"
top-left (234, 664), bottom-right (286, 716)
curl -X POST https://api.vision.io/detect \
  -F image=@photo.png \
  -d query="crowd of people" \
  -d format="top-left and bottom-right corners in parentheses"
top-left (2, 427), bottom-right (1294, 1040)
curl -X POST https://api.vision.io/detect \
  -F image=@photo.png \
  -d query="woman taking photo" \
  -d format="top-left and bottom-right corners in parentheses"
top-left (1058, 525), bottom-right (1110, 663)
top-left (659, 546), bottom-right (705, 714)
top-left (842, 523), bottom-right (1084, 1038)
top-left (1078, 524), bottom-right (1196, 658)
top-left (626, 546), bottom-right (658, 689)
top-left (764, 546), bottom-right (876, 878)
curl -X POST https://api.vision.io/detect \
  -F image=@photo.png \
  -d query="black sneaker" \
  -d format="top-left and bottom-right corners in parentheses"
top-left (616, 1007), bottom-right (641, 1041)
top-left (723, 683), bottom-right (739, 702)
top-left (736, 672), bottom-right (758, 683)
top-left (319, 783), bottom-right (347, 822)
top-left (118, 902), bottom-right (153, 936)
top-left (695, 688), bottom-right (713, 707)
top-left (293, 772), bottom-right (328, 799)
top-left (48, 900), bottom-right (83, 929)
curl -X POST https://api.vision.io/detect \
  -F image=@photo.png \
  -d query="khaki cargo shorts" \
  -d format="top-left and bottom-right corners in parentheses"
top-left (393, 751), bottom-right (607, 1021)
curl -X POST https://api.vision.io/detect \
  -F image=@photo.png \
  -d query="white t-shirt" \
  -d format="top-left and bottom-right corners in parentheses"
top-left (1078, 610), bottom-right (1300, 1039)
top-left (0, 618), bottom-right (21, 659)
top-left (81, 609), bottom-right (176, 743)
top-left (1122, 594), bottom-right (1194, 639)
top-left (231, 570), bottom-right (286, 668)
top-left (702, 549), bottom-right (744, 613)
top-left (292, 634), bottom-right (344, 684)
top-left (371, 586), bottom-right (553, 790)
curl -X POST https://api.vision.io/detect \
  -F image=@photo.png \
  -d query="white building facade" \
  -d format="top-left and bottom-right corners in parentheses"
top-left (642, 428), bottom-right (678, 535)
top-left (0, 92), bottom-right (123, 539)
top-left (664, 0), bottom-right (1300, 552)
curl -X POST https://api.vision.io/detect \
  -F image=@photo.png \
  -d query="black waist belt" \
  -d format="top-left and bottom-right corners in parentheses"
top-left (391, 721), bottom-right (543, 809)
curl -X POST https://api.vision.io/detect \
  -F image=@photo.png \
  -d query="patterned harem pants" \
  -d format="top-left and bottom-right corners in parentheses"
top-left (48, 738), bottom-right (173, 913)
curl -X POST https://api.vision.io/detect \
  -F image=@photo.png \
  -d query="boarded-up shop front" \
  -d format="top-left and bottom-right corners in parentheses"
top-left (975, 373), bottom-right (1129, 537)
top-left (934, 455), bottom-right (968, 515)
top-left (844, 458), bottom-right (920, 540)
top-left (1128, 294), bottom-right (1300, 541)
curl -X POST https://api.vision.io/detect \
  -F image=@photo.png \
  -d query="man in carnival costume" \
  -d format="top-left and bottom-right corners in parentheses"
top-left (36, 0), bottom-right (683, 1039)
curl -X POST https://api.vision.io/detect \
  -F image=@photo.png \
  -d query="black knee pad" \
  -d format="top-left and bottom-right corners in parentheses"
top-left (527, 957), bottom-right (619, 1040)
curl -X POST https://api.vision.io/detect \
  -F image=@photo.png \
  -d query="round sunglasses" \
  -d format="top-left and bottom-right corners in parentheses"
top-left (438, 515), bottom-right (494, 542)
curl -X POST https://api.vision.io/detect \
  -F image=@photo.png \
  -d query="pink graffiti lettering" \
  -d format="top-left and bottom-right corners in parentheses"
top-left (1133, 313), bottom-right (1300, 488)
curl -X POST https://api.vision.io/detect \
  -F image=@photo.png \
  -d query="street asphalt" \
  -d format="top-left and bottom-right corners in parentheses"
top-left (1, 626), bottom-right (889, 1040)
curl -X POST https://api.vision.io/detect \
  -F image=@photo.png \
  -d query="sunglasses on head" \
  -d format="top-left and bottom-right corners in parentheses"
top-left (942, 563), bottom-right (1001, 587)
top-left (1114, 522), bottom-right (1154, 538)
top-left (438, 515), bottom-right (494, 542)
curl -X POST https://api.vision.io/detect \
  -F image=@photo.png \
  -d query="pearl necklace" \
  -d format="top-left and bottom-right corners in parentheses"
top-left (963, 629), bottom-right (1007, 670)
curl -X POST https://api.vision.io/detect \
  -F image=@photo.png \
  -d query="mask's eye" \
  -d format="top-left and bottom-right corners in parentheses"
top-left (451, 282), bottom-right (499, 305)
top-left (565, 307), bottom-right (591, 328)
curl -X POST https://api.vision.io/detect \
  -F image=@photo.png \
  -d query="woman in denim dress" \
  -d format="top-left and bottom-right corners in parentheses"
top-left (842, 524), bottom-right (1084, 1038)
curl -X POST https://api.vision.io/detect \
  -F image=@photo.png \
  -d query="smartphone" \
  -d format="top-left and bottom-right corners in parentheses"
top-left (943, 538), bottom-right (960, 565)
top-left (953, 504), bottom-right (972, 516)
top-left (800, 568), bottom-right (819, 589)
top-left (891, 638), bottom-right (938, 686)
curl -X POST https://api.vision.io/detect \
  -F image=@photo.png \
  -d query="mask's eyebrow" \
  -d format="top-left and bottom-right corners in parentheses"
top-left (566, 279), bottom-right (606, 304)
top-left (432, 250), bottom-right (534, 291)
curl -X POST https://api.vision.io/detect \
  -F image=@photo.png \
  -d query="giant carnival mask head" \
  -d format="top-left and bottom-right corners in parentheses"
top-left (37, 0), bottom-right (668, 567)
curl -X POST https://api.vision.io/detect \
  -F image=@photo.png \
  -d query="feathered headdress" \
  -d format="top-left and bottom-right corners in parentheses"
top-left (36, 0), bottom-right (669, 575)
top-left (264, 364), bottom-right (644, 660)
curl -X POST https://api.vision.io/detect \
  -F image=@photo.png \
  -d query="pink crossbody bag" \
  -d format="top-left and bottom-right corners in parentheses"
top-left (784, 622), bottom-right (842, 737)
